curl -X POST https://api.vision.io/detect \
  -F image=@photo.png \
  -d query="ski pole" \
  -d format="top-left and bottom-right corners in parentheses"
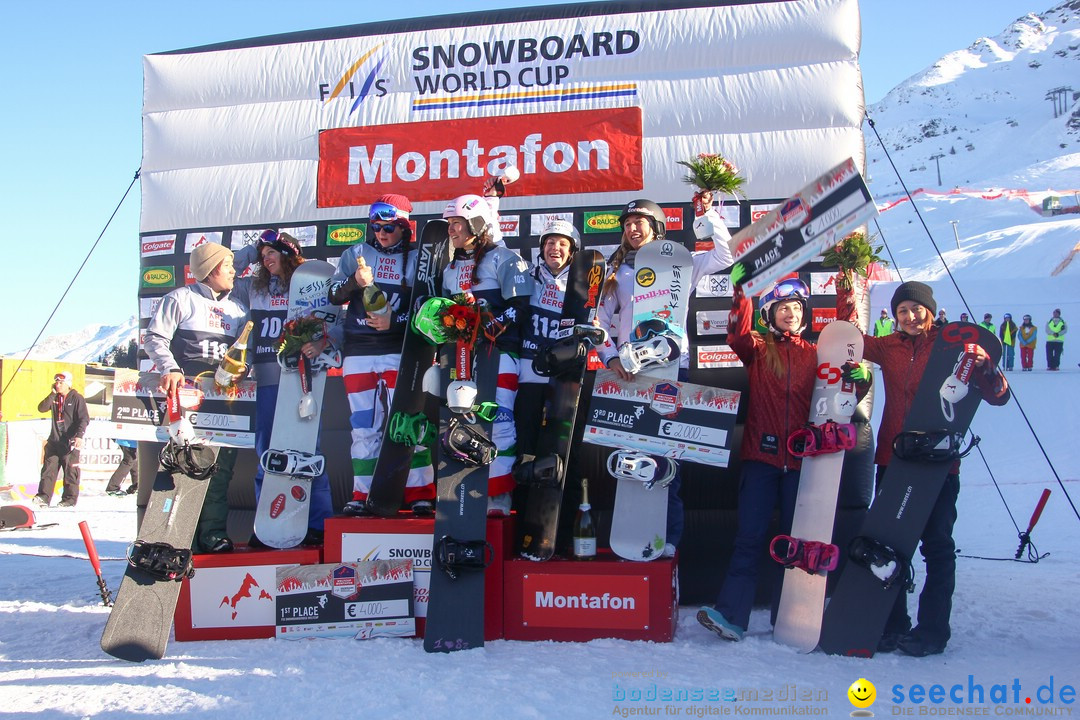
top-left (79, 520), bottom-right (113, 607)
top-left (1015, 488), bottom-right (1051, 560)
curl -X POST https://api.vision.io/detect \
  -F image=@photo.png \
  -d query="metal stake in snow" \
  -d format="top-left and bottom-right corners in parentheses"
top-left (1015, 489), bottom-right (1052, 561)
top-left (79, 521), bottom-right (113, 607)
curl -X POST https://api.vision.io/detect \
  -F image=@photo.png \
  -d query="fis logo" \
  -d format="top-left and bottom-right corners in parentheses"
top-left (318, 44), bottom-right (390, 114)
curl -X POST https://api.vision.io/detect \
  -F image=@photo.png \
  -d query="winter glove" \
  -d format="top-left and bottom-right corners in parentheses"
top-left (729, 262), bottom-right (747, 288)
top-left (842, 361), bottom-right (871, 384)
top-left (693, 206), bottom-right (724, 240)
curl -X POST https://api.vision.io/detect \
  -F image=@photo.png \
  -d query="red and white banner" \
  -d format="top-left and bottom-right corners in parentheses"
top-left (317, 108), bottom-right (642, 206)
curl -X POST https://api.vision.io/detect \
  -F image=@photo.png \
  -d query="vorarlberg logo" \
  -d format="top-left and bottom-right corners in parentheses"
top-left (318, 44), bottom-right (389, 114)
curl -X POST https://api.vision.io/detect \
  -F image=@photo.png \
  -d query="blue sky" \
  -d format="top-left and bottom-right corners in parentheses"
top-left (0, 0), bottom-right (1035, 353)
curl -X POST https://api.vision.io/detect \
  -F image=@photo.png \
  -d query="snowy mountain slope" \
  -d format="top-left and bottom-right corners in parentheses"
top-left (4, 316), bottom-right (138, 364)
top-left (866, 2), bottom-right (1080, 198)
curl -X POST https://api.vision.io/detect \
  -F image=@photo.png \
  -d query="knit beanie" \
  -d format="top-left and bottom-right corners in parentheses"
top-left (890, 281), bottom-right (936, 317)
top-left (370, 194), bottom-right (414, 241)
top-left (257, 229), bottom-right (301, 258)
top-left (190, 243), bottom-right (233, 283)
top-left (375, 194), bottom-right (412, 217)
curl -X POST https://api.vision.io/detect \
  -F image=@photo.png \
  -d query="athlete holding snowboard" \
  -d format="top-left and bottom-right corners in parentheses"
top-left (837, 280), bottom-right (1009, 656)
top-left (697, 272), bottom-right (819, 641)
top-left (596, 197), bottom-right (735, 555)
top-left (438, 185), bottom-right (533, 515)
top-left (232, 230), bottom-right (335, 545)
top-left (328, 195), bottom-right (437, 516)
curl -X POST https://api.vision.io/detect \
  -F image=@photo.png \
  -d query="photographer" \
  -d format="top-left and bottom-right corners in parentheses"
top-left (34, 372), bottom-right (89, 508)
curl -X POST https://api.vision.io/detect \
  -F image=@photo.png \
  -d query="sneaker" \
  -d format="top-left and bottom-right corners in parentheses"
top-left (486, 492), bottom-right (512, 517)
top-left (32, 495), bottom-right (50, 508)
top-left (57, 499), bottom-right (77, 508)
top-left (897, 631), bottom-right (946, 657)
top-left (126, 486), bottom-right (138, 495)
top-left (696, 606), bottom-right (744, 641)
top-left (342, 499), bottom-right (373, 516)
top-left (661, 543), bottom-right (677, 558)
top-left (410, 499), bottom-right (435, 517)
top-left (107, 490), bottom-right (128, 497)
top-left (301, 529), bottom-right (324, 547)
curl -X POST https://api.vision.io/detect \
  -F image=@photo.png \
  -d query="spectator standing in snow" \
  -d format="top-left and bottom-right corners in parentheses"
top-left (1045, 308), bottom-right (1067, 371)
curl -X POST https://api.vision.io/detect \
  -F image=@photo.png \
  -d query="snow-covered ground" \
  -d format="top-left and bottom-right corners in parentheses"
top-left (1, 369), bottom-right (1077, 718)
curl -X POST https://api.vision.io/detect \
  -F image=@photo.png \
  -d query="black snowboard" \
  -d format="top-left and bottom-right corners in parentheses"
top-left (819, 322), bottom-right (1007, 657)
top-left (516, 249), bottom-right (604, 560)
top-left (365, 220), bottom-right (450, 516)
top-left (100, 442), bottom-right (220, 661)
top-left (423, 342), bottom-right (500, 653)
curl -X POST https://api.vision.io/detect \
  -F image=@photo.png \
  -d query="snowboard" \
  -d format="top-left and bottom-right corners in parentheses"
top-left (608, 239), bottom-right (692, 562)
top-left (516, 249), bottom-right (605, 561)
top-left (365, 220), bottom-right (450, 516)
top-left (729, 157), bottom-right (878, 297)
top-left (101, 388), bottom-right (219, 662)
top-left (254, 260), bottom-right (341, 548)
top-left (819, 322), bottom-right (1007, 657)
top-left (772, 320), bottom-right (863, 652)
top-left (423, 341), bottom-right (500, 653)
top-left (0, 505), bottom-right (57, 531)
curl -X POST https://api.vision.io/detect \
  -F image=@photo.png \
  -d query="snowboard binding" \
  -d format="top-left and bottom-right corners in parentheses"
top-left (534, 325), bottom-right (608, 378)
top-left (769, 534), bottom-right (839, 575)
top-left (617, 334), bottom-right (680, 375)
top-left (892, 430), bottom-right (978, 463)
top-left (388, 411), bottom-right (437, 447)
top-left (433, 535), bottom-right (494, 580)
top-left (259, 449), bottom-right (325, 480)
top-left (441, 417), bottom-right (497, 467)
top-left (159, 441), bottom-right (217, 480)
top-left (512, 453), bottom-right (564, 488)
top-left (848, 536), bottom-right (914, 591)
top-left (606, 451), bottom-right (677, 490)
top-left (787, 420), bottom-right (857, 458)
top-left (127, 540), bottom-right (195, 581)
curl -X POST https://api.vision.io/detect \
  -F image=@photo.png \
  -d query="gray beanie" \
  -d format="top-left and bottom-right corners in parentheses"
top-left (891, 281), bottom-right (936, 317)
top-left (190, 243), bottom-right (233, 283)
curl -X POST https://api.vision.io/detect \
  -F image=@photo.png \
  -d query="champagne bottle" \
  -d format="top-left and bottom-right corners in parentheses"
top-left (214, 320), bottom-right (253, 388)
top-left (573, 477), bottom-right (597, 560)
top-left (362, 284), bottom-right (391, 319)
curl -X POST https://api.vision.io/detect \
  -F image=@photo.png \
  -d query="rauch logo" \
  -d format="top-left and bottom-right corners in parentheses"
top-left (141, 267), bottom-right (175, 288)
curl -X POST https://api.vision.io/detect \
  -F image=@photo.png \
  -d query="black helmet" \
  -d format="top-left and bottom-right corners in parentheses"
top-left (618, 199), bottom-right (666, 239)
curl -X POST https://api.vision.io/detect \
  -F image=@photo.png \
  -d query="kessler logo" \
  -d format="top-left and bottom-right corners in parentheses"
top-left (318, 107), bottom-right (643, 205)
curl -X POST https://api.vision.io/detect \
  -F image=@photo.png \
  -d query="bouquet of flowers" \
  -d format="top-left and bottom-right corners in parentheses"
top-left (277, 316), bottom-right (326, 358)
top-left (677, 152), bottom-right (746, 197)
top-left (822, 231), bottom-right (888, 290)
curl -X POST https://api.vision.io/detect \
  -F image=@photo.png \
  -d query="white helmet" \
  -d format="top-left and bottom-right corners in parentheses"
top-left (443, 194), bottom-right (491, 237)
top-left (539, 218), bottom-right (580, 252)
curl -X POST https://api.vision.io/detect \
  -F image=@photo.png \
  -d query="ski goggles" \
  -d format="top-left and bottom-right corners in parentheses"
top-left (369, 222), bottom-right (400, 234)
top-left (771, 279), bottom-right (809, 300)
top-left (257, 229), bottom-right (299, 257)
top-left (369, 201), bottom-right (408, 222)
top-left (631, 318), bottom-right (672, 342)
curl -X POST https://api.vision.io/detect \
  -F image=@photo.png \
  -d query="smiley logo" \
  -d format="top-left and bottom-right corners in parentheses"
top-left (848, 678), bottom-right (876, 709)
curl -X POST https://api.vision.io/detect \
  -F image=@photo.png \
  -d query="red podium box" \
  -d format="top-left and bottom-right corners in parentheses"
top-left (174, 546), bottom-right (323, 642)
top-left (503, 551), bottom-right (678, 643)
top-left (324, 514), bottom-right (513, 641)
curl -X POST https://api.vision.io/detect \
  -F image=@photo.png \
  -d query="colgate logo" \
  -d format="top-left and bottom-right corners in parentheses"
top-left (270, 494), bottom-right (286, 519)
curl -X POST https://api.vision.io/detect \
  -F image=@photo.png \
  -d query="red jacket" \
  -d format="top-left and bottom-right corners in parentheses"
top-left (837, 287), bottom-right (1009, 469)
top-left (728, 286), bottom-right (817, 471)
